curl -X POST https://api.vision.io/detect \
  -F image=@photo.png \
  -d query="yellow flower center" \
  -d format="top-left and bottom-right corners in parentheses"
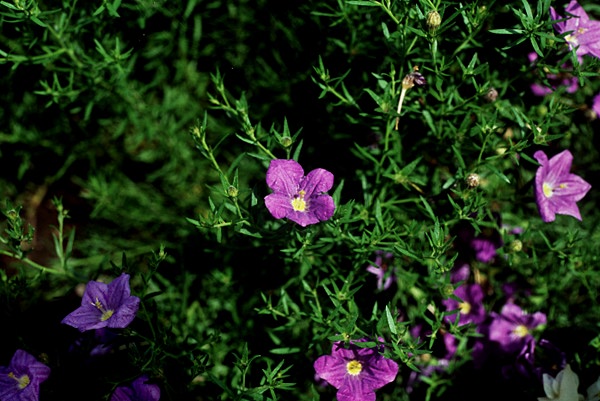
top-left (565, 28), bottom-right (587, 47)
top-left (458, 301), bottom-right (471, 314)
top-left (513, 324), bottom-right (529, 338)
top-left (346, 360), bottom-right (362, 376)
top-left (101, 310), bottom-right (114, 321)
top-left (543, 182), bottom-right (553, 198)
top-left (291, 190), bottom-right (307, 212)
top-left (8, 372), bottom-right (30, 389)
top-left (92, 298), bottom-right (114, 321)
top-left (543, 182), bottom-right (568, 198)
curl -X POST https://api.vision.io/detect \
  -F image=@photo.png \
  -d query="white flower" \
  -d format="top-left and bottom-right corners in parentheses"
top-left (538, 364), bottom-right (584, 401)
top-left (586, 377), bottom-right (600, 401)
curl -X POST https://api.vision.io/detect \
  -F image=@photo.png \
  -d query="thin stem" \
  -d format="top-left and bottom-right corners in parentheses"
top-left (0, 250), bottom-right (72, 277)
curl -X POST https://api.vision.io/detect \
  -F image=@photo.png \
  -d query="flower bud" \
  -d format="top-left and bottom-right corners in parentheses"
top-left (508, 239), bottom-right (523, 253)
top-left (6, 209), bottom-right (18, 221)
top-left (427, 10), bottom-right (441, 31)
top-left (280, 136), bottom-right (293, 148)
top-left (227, 185), bottom-right (239, 198)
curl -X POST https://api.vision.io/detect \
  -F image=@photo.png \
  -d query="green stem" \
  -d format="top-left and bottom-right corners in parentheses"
top-left (0, 250), bottom-right (70, 277)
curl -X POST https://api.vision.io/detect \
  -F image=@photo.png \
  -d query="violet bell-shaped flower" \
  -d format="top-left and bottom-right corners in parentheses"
top-left (0, 349), bottom-right (51, 401)
top-left (62, 273), bottom-right (141, 332)
top-left (264, 159), bottom-right (335, 227)
top-left (550, 0), bottom-right (600, 59)
top-left (534, 150), bottom-right (591, 223)
top-left (314, 339), bottom-right (398, 401)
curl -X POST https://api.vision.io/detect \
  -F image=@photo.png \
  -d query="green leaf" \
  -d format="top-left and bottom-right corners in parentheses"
top-left (385, 305), bottom-right (398, 335)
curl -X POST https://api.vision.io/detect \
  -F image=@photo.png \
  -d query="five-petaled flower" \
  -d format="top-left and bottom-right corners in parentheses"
top-left (488, 303), bottom-right (546, 355)
top-left (314, 339), bottom-right (398, 401)
top-left (111, 375), bottom-right (161, 401)
top-left (264, 159), bottom-right (335, 227)
top-left (0, 349), bottom-right (51, 401)
top-left (534, 149), bottom-right (591, 223)
top-left (550, 0), bottom-right (600, 59)
top-left (62, 273), bottom-right (141, 332)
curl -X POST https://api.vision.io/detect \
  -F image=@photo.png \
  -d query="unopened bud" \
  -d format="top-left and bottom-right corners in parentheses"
top-left (427, 10), bottom-right (441, 31)
top-left (442, 284), bottom-right (454, 298)
top-left (508, 239), bottom-right (523, 253)
top-left (280, 136), bottom-right (293, 148)
top-left (466, 173), bottom-right (480, 188)
top-left (6, 209), bottom-right (18, 220)
top-left (227, 185), bottom-right (239, 198)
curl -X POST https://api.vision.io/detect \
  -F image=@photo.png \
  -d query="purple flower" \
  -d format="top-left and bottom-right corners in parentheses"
top-left (62, 273), bottom-right (141, 332)
top-left (314, 339), bottom-right (398, 401)
top-left (366, 251), bottom-right (396, 290)
top-left (456, 220), bottom-right (503, 263)
top-left (442, 283), bottom-right (486, 326)
top-left (264, 159), bottom-right (335, 227)
top-left (534, 149), bottom-right (591, 223)
top-left (450, 261), bottom-right (470, 283)
top-left (550, 0), bottom-right (600, 59)
top-left (110, 375), bottom-right (161, 401)
top-left (592, 93), bottom-right (600, 117)
top-left (0, 349), bottom-right (50, 401)
top-left (488, 303), bottom-right (546, 355)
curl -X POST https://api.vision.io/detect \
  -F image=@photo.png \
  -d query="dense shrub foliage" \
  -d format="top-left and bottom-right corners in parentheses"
top-left (2, 0), bottom-right (600, 400)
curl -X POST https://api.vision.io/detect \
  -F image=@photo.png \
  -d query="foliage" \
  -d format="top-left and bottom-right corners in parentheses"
top-left (2, 0), bottom-right (600, 400)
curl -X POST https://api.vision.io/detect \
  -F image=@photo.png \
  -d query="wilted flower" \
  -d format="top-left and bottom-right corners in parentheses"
top-left (534, 149), bottom-right (591, 223)
top-left (62, 273), bottom-right (141, 332)
top-left (484, 87), bottom-right (498, 102)
top-left (466, 173), bottom-right (481, 188)
top-left (264, 159), bottom-right (335, 227)
top-left (538, 364), bottom-right (582, 401)
top-left (0, 349), bottom-right (51, 401)
top-left (110, 375), bottom-right (161, 401)
top-left (314, 339), bottom-right (398, 401)
top-left (395, 66), bottom-right (426, 130)
top-left (426, 10), bottom-right (441, 31)
top-left (366, 251), bottom-right (396, 291)
top-left (550, 0), bottom-right (600, 59)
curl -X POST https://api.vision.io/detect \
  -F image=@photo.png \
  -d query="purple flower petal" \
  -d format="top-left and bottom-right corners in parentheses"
top-left (265, 159), bottom-right (305, 195)
top-left (110, 375), bottom-right (160, 401)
